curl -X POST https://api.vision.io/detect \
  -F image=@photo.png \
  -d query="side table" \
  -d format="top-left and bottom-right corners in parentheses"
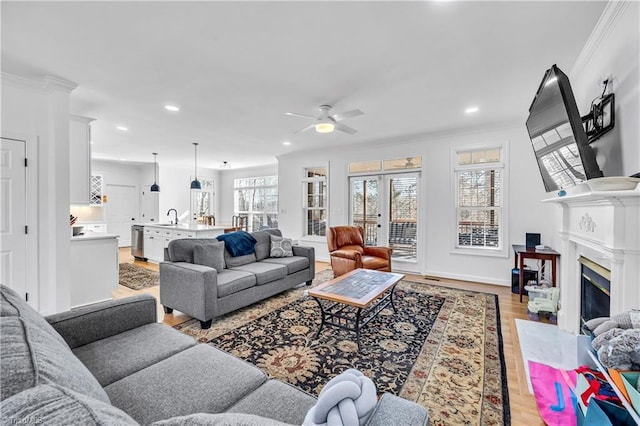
top-left (512, 244), bottom-right (560, 303)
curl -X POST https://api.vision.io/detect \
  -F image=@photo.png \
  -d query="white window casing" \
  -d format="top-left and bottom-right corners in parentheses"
top-left (451, 143), bottom-right (509, 258)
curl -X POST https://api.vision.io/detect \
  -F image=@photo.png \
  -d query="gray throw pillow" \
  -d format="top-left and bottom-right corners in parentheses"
top-left (1, 384), bottom-right (138, 425)
top-left (193, 242), bottom-right (226, 272)
top-left (270, 235), bottom-right (293, 258)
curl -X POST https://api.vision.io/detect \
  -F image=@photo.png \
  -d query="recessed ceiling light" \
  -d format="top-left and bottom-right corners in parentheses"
top-left (164, 105), bottom-right (180, 112)
top-left (120, 158), bottom-right (126, 161)
top-left (116, 126), bottom-right (128, 131)
top-left (282, 141), bottom-right (291, 146)
top-left (90, 140), bottom-right (94, 144)
top-left (465, 106), bottom-right (479, 114)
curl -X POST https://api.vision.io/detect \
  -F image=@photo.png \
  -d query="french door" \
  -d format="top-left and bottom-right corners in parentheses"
top-left (350, 173), bottom-right (419, 265)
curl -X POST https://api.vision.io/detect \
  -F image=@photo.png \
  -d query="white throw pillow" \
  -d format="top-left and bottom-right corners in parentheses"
top-left (270, 235), bottom-right (293, 258)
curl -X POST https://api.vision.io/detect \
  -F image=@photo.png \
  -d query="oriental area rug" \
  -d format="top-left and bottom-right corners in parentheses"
top-left (118, 263), bottom-right (159, 290)
top-left (174, 270), bottom-right (510, 426)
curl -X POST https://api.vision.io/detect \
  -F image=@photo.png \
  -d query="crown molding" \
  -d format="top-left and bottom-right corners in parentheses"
top-left (1, 72), bottom-right (77, 93)
top-left (570, 0), bottom-right (632, 79)
top-left (42, 75), bottom-right (78, 93)
top-left (1, 72), bottom-right (42, 90)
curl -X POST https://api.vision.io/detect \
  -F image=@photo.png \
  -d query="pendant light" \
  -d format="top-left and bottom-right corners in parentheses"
top-left (190, 142), bottom-right (201, 190)
top-left (150, 153), bottom-right (160, 192)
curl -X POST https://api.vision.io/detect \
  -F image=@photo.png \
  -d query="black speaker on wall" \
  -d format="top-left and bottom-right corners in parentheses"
top-left (526, 233), bottom-right (541, 248)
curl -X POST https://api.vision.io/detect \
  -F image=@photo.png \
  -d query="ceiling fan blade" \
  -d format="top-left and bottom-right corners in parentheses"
top-left (294, 124), bottom-right (316, 134)
top-left (285, 112), bottom-right (317, 120)
top-left (334, 122), bottom-right (358, 134)
top-left (330, 109), bottom-right (363, 122)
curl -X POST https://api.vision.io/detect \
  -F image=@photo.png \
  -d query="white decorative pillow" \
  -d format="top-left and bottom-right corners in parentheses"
top-left (270, 235), bottom-right (293, 258)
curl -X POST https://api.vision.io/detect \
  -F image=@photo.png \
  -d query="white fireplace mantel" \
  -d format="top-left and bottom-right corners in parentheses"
top-left (543, 185), bottom-right (640, 334)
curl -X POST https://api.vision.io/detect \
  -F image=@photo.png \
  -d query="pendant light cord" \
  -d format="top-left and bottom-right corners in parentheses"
top-left (193, 143), bottom-right (198, 180)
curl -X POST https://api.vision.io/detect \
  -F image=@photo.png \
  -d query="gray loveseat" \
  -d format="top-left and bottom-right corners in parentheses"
top-left (0, 284), bottom-right (429, 425)
top-left (160, 229), bottom-right (315, 329)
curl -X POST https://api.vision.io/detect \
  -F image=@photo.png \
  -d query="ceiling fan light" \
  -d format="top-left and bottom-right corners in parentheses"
top-left (315, 122), bottom-right (335, 133)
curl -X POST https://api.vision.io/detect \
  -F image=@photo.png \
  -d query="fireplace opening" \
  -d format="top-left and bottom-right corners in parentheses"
top-left (580, 257), bottom-right (611, 331)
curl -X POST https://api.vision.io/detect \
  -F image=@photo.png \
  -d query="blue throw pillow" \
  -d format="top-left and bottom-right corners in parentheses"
top-left (216, 231), bottom-right (257, 257)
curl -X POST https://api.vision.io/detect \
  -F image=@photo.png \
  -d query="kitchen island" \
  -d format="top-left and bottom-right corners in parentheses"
top-left (141, 223), bottom-right (227, 263)
top-left (70, 232), bottom-right (119, 308)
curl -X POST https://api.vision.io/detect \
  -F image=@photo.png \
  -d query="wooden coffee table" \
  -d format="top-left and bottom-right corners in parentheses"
top-left (307, 268), bottom-right (405, 352)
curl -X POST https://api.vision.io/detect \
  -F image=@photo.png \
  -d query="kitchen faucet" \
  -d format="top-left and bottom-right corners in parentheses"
top-left (167, 208), bottom-right (178, 225)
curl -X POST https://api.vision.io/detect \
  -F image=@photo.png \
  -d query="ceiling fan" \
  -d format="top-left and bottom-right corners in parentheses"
top-left (285, 104), bottom-right (363, 134)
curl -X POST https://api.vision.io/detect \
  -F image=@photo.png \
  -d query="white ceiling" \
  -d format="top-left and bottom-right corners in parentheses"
top-left (1, 1), bottom-right (607, 170)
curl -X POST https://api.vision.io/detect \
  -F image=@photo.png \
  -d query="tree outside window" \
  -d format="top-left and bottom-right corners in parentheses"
top-left (234, 176), bottom-right (278, 232)
top-left (303, 167), bottom-right (328, 237)
top-left (455, 148), bottom-right (503, 249)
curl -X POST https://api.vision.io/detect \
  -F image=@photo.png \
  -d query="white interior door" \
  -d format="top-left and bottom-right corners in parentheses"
top-left (0, 138), bottom-right (27, 298)
top-left (106, 184), bottom-right (137, 247)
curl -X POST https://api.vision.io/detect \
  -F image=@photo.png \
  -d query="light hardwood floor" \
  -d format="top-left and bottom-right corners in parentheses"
top-left (116, 247), bottom-right (543, 425)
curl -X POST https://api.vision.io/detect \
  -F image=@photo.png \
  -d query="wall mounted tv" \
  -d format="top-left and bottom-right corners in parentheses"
top-left (526, 64), bottom-right (603, 192)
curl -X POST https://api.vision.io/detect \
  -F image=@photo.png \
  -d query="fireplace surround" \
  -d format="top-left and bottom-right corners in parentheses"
top-left (545, 184), bottom-right (640, 334)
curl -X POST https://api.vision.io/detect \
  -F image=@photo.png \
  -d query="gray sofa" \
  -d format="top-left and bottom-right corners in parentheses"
top-left (160, 229), bottom-right (315, 329)
top-left (0, 284), bottom-right (429, 426)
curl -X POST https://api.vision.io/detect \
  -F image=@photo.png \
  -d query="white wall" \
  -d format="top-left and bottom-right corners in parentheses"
top-left (277, 123), bottom-right (556, 285)
top-left (91, 159), bottom-right (157, 223)
top-left (1, 73), bottom-right (77, 314)
top-left (157, 165), bottom-right (219, 224)
top-left (217, 164), bottom-right (278, 226)
top-left (547, 1), bottom-right (639, 259)
top-left (570, 1), bottom-right (639, 179)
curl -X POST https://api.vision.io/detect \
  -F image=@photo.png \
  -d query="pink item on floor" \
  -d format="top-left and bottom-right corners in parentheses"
top-left (528, 360), bottom-right (578, 426)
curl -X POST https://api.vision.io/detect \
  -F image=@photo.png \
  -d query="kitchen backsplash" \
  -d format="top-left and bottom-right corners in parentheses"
top-left (70, 205), bottom-right (105, 223)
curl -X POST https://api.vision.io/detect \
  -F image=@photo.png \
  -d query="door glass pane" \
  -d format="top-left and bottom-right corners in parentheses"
top-left (351, 178), bottom-right (378, 245)
top-left (349, 160), bottom-right (382, 174)
top-left (388, 176), bottom-right (418, 260)
top-left (383, 157), bottom-right (422, 170)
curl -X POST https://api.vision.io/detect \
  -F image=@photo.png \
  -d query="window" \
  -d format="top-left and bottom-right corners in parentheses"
top-left (233, 176), bottom-right (278, 232)
top-left (303, 166), bottom-right (328, 237)
top-left (455, 147), bottom-right (503, 250)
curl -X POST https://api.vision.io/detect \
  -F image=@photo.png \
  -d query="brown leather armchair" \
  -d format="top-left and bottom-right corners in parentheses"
top-left (327, 226), bottom-right (393, 277)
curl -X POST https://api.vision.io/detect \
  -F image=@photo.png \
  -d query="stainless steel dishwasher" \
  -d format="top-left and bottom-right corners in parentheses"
top-left (131, 225), bottom-right (146, 260)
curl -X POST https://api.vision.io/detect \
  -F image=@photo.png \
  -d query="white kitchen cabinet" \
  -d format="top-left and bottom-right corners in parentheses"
top-left (70, 233), bottom-right (118, 308)
top-left (84, 223), bottom-right (107, 233)
top-left (90, 174), bottom-right (103, 206)
top-left (143, 224), bottom-right (224, 263)
top-left (69, 115), bottom-right (95, 205)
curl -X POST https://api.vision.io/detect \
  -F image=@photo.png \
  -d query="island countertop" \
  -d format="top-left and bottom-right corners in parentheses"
top-left (137, 223), bottom-right (229, 232)
top-left (70, 232), bottom-right (119, 241)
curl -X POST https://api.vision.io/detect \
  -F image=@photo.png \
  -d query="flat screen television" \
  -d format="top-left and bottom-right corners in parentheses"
top-left (526, 65), bottom-right (603, 192)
